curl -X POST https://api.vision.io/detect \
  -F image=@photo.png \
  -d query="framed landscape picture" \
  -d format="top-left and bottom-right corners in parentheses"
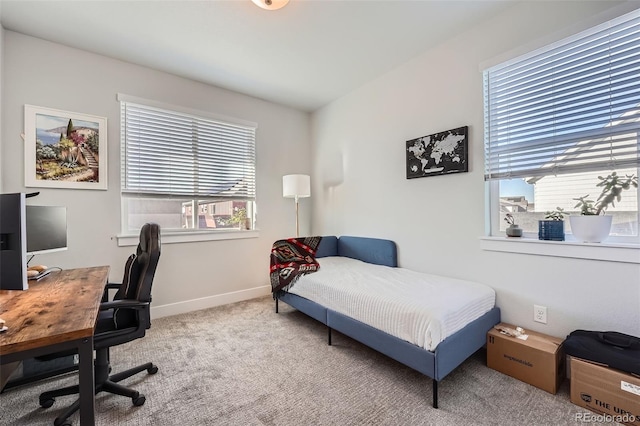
top-left (24, 105), bottom-right (107, 190)
top-left (406, 126), bottom-right (468, 179)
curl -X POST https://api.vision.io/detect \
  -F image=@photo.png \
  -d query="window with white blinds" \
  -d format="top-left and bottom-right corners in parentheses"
top-left (484, 9), bottom-right (640, 181)
top-left (120, 96), bottom-right (256, 201)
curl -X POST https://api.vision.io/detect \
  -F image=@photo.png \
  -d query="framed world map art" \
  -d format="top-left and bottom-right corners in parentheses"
top-left (406, 126), bottom-right (468, 179)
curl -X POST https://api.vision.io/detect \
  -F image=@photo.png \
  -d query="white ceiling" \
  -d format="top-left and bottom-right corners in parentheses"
top-left (0, 0), bottom-right (518, 112)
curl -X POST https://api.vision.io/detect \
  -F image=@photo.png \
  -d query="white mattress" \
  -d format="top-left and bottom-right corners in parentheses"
top-left (288, 256), bottom-right (495, 351)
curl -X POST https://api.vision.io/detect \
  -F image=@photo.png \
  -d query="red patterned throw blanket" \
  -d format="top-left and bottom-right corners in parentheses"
top-left (270, 236), bottom-right (322, 297)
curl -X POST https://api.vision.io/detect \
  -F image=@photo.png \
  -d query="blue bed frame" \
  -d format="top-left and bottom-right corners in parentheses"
top-left (275, 235), bottom-right (501, 408)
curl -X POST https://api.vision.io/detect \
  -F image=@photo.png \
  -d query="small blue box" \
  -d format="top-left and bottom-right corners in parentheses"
top-left (538, 220), bottom-right (565, 241)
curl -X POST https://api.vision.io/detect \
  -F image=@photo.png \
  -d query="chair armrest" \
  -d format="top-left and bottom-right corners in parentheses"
top-left (102, 283), bottom-right (122, 302)
top-left (100, 300), bottom-right (149, 311)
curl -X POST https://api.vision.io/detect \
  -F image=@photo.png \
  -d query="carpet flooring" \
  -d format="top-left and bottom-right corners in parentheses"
top-left (0, 295), bottom-right (597, 425)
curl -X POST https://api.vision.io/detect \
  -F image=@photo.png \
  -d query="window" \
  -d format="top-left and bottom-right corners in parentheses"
top-left (119, 94), bottom-right (257, 235)
top-left (483, 9), bottom-right (640, 243)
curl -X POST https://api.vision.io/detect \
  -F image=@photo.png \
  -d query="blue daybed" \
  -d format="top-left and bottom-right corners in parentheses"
top-left (275, 235), bottom-right (501, 408)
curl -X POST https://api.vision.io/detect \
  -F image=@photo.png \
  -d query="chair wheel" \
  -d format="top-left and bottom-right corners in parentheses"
top-left (148, 365), bottom-right (158, 374)
top-left (39, 397), bottom-right (55, 408)
top-left (133, 394), bottom-right (146, 406)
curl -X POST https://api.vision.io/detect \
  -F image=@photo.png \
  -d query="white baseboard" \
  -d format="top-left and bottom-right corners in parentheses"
top-left (151, 285), bottom-right (271, 319)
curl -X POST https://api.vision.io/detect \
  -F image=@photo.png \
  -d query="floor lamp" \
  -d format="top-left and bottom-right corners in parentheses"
top-left (283, 174), bottom-right (310, 237)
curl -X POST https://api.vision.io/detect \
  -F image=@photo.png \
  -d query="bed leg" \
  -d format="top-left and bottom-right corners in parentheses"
top-left (328, 327), bottom-right (332, 346)
top-left (432, 380), bottom-right (438, 409)
top-left (275, 298), bottom-right (279, 314)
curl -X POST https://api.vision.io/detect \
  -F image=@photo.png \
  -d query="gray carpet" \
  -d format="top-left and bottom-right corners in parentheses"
top-left (1, 296), bottom-right (593, 425)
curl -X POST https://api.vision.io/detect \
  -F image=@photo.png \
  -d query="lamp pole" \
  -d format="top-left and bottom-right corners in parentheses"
top-left (295, 195), bottom-right (300, 237)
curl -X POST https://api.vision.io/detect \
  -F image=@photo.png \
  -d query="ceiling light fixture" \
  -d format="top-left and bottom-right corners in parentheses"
top-left (251, 0), bottom-right (289, 11)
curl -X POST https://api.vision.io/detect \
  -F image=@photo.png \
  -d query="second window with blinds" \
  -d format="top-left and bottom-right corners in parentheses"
top-left (119, 94), bottom-right (257, 236)
top-left (483, 9), bottom-right (640, 243)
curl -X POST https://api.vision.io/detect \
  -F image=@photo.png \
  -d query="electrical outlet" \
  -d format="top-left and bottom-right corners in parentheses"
top-left (534, 305), bottom-right (547, 324)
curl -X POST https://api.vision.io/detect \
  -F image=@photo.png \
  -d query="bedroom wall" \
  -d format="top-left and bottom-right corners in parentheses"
top-left (310, 1), bottom-right (640, 338)
top-left (1, 31), bottom-right (312, 315)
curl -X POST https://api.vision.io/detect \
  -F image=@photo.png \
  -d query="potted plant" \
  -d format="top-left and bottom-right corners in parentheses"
top-left (569, 172), bottom-right (638, 243)
top-left (229, 207), bottom-right (250, 230)
top-left (539, 207), bottom-right (566, 241)
top-left (504, 213), bottom-right (522, 237)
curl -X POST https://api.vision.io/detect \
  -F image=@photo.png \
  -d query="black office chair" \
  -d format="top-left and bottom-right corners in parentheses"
top-left (39, 223), bottom-right (161, 426)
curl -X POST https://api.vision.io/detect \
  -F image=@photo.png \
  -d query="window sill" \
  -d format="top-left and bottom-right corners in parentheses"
top-left (117, 229), bottom-right (259, 247)
top-left (479, 236), bottom-right (640, 264)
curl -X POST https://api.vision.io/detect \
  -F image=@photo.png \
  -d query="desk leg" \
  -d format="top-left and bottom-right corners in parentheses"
top-left (78, 337), bottom-right (95, 425)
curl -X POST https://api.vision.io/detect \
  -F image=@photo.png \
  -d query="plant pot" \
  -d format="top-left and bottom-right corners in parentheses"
top-left (569, 215), bottom-right (612, 243)
top-left (505, 224), bottom-right (523, 237)
top-left (236, 218), bottom-right (251, 230)
top-left (538, 220), bottom-right (565, 241)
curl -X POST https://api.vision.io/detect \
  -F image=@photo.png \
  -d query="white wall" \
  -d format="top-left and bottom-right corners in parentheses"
top-left (1, 32), bottom-right (312, 315)
top-left (311, 1), bottom-right (640, 338)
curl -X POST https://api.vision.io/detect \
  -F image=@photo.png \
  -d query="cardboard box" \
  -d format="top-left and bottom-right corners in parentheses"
top-left (570, 357), bottom-right (640, 426)
top-left (487, 322), bottom-right (564, 394)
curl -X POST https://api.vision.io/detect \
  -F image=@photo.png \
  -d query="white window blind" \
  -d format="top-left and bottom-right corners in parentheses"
top-left (120, 97), bottom-right (256, 200)
top-left (484, 9), bottom-right (640, 181)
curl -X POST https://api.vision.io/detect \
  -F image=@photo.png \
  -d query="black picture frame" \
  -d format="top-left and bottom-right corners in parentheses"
top-left (406, 126), bottom-right (468, 179)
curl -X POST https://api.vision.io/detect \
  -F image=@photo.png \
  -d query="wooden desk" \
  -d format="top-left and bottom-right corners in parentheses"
top-left (0, 266), bottom-right (109, 425)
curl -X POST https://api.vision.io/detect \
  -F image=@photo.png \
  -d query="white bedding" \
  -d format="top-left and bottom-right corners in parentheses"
top-left (288, 256), bottom-right (495, 351)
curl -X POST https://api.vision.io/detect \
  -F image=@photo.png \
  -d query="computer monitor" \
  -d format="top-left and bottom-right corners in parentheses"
top-left (0, 194), bottom-right (69, 290)
top-left (0, 193), bottom-right (28, 290)
top-left (26, 206), bottom-right (67, 255)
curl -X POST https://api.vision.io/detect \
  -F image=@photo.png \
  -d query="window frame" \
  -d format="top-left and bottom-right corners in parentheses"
top-left (117, 94), bottom-right (259, 242)
top-left (483, 9), bottom-right (640, 248)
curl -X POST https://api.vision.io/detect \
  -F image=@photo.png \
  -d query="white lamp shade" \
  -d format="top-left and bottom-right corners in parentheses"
top-left (283, 174), bottom-right (310, 198)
